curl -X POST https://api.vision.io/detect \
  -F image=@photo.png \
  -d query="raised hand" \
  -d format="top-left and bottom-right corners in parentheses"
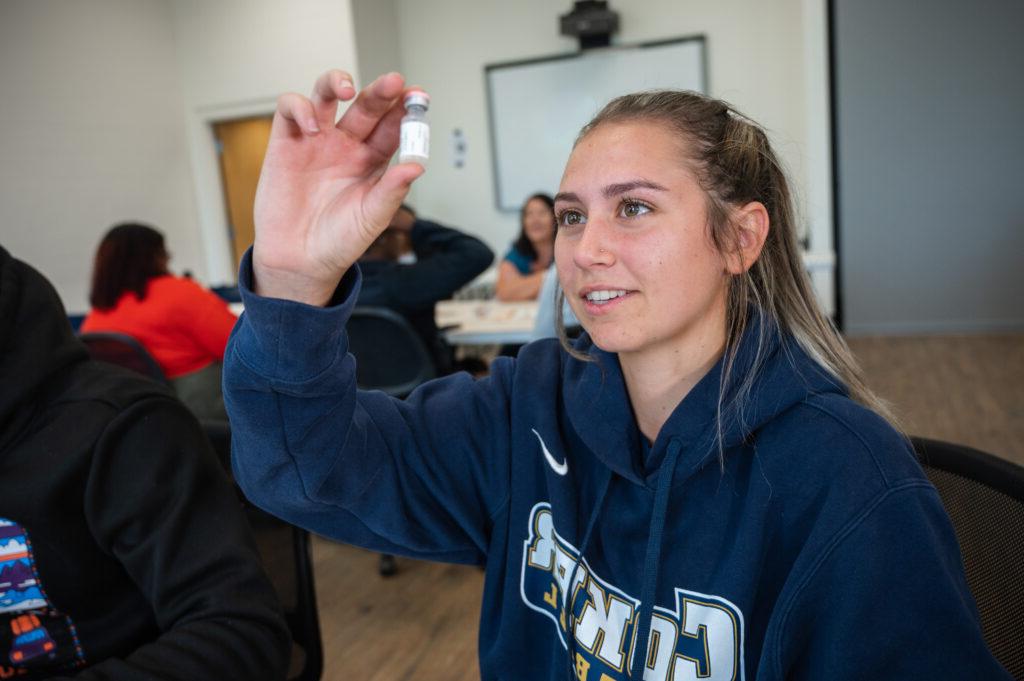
top-left (252, 69), bottom-right (425, 305)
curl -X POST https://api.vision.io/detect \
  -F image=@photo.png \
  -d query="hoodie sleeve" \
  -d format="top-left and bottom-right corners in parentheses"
top-left (224, 251), bottom-right (512, 565)
top-left (768, 482), bottom-right (1012, 680)
top-left (63, 395), bottom-right (290, 681)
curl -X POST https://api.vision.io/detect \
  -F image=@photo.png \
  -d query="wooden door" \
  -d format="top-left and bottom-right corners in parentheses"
top-left (213, 117), bottom-right (273, 267)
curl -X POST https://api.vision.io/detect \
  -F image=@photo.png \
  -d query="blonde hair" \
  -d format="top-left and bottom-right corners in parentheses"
top-left (556, 90), bottom-right (900, 444)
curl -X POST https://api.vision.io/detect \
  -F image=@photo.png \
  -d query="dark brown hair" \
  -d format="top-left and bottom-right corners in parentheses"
top-left (89, 223), bottom-right (169, 310)
top-left (557, 90), bottom-right (899, 441)
top-left (512, 193), bottom-right (556, 262)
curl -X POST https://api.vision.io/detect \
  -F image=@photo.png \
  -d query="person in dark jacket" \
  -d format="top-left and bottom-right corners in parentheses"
top-left (225, 69), bottom-right (1010, 680)
top-left (357, 204), bottom-right (493, 374)
top-left (0, 245), bottom-right (289, 680)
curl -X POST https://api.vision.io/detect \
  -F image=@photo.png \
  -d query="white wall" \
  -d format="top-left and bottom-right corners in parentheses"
top-left (388, 0), bottom-right (834, 313)
top-left (0, 0), bottom-right (361, 310)
top-left (170, 0), bottom-right (360, 284)
top-left (0, 0), bottom-right (199, 313)
top-left (351, 0), bottom-right (402, 85)
top-left (1, 0), bottom-right (833, 313)
top-left (799, 0), bottom-right (834, 314)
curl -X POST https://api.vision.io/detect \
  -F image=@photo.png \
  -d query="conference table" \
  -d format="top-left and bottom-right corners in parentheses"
top-left (435, 299), bottom-right (538, 346)
top-left (229, 299), bottom-right (540, 346)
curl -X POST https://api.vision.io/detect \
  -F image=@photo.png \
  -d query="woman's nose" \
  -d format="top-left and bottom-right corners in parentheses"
top-left (572, 217), bottom-right (614, 269)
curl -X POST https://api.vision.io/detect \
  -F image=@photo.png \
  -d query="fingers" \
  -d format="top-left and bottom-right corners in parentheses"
top-left (361, 97), bottom-right (407, 160)
top-left (363, 163), bottom-right (425, 228)
top-left (336, 72), bottom-right (406, 142)
top-left (274, 70), bottom-right (413, 145)
top-left (311, 69), bottom-right (356, 127)
top-left (273, 92), bottom-right (320, 136)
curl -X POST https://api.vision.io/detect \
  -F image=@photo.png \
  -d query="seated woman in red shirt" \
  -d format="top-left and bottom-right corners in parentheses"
top-left (81, 223), bottom-right (238, 420)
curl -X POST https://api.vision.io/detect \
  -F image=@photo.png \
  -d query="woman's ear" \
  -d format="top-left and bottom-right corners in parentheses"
top-left (724, 201), bottom-right (770, 275)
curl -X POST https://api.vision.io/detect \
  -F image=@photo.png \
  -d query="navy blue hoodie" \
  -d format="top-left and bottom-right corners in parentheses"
top-left (225, 253), bottom-right (1008, 680)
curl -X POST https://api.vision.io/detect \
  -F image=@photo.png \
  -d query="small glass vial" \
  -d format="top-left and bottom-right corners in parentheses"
top-left (399, 90), bottom-right (430, 166)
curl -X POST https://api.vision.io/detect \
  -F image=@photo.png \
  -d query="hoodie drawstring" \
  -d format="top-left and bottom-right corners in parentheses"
top-left (628, 438), bottom-right (682, 679)
top-left (565, 466), bottom-right (613, 679)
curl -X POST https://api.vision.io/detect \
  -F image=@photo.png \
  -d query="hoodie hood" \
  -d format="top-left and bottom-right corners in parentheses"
top-left (560, 313), bottom-right (849, 678)
top-left (563, 313), bottom-right (847, 489)
top-left (0, 245), bottom-right (88, 438)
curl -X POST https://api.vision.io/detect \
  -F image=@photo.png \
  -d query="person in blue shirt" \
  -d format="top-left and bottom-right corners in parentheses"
top-left (495, 193), bottom-right (556, 301)
top-left (532, 263), bottom-right (578, 341)
top-left (225, 69), bottom-right (1010, 680)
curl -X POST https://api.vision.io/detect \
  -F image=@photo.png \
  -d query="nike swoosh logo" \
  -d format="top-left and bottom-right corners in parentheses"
top-left (532, 428), bottom-right (568, 476)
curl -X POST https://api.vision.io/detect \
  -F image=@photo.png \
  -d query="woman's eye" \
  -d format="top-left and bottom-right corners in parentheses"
top-left (621, 200), bottom-right (651, 218)
top-left (557, 210), bottom-right (586, 227)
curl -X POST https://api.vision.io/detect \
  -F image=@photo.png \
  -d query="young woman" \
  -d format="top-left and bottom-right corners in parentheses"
top-left (82, 223), bottom-right (237, 420)
top-left (495, 192), bottom-right (557, 301)
top-left (224, 70), bottom-right (1009, 680)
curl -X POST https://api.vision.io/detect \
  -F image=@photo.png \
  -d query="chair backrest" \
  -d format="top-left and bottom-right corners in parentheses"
top-left (912, 437), bottom-right (1024, 678)
top-left (78, 332), bottom-right (169, 385)
top-left (201, 420), bottom-right (323, 681)
top-left (210, 285), bottom-right (242, 303)
top-left (347, 306), bottom-right (436, 398)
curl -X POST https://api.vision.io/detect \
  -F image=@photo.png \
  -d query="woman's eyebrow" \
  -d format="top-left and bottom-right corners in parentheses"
top-left (603, 180), bottom-right (667, 197)
top-left (554, 180), bottom-right (667, 205)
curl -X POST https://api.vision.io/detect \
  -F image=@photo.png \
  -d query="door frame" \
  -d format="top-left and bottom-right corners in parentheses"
top-left (185, 98), bottom-right (276, 285)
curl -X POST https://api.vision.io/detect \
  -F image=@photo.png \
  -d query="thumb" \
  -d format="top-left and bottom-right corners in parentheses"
top-left (363, 162), bottom-right (425, 227)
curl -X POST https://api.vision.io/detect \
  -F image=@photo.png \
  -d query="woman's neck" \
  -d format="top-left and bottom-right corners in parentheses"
top-left (619, 316), bottom-right (727, 444)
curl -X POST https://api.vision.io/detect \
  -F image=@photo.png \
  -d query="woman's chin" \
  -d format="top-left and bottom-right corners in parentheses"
top-left (582, 327), bottom-right (640, 355)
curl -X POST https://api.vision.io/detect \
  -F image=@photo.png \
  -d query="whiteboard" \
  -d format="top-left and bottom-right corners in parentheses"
top-left (485, 37), bottom-right (706, 211)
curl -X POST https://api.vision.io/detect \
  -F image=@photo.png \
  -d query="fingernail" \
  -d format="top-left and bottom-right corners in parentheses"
top-left (341, 79), bottom-right (354, 90)
top-left (307, 119), bottom-right (320, 134)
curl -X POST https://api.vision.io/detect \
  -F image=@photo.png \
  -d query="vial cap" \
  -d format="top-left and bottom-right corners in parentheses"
top-left (404, 90), bottom-right (430, 109)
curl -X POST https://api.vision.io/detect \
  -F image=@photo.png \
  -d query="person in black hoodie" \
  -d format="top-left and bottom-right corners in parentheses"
top-left (357, 204), bottom-right (493, 374)
top-left (0, 245), bottom-right (289, 679)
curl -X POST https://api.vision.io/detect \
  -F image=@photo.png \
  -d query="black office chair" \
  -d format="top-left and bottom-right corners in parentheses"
top-left (78, 331), bottom-right (169, 385)
top-left (347, 307), bottom-right (437, 575)
top-left (347, 306), bottom-right (436, 398)
top-left (912, 437), bottom-right (1024, 679)
top-left (210, 284), bottom-right (242, 303)
top-left (202, 420), bottom-right (323, 681)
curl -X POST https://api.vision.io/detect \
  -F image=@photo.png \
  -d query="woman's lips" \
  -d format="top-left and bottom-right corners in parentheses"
top-left (579, 289), bottom-right (635, 315)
